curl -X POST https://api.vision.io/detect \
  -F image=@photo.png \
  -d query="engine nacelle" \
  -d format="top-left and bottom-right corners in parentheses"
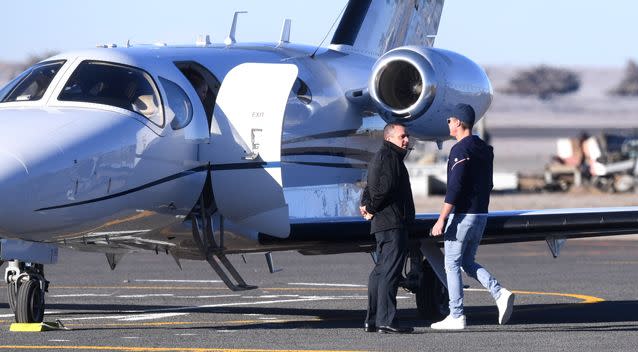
top-left (368, 46), bottom-right (493, 140)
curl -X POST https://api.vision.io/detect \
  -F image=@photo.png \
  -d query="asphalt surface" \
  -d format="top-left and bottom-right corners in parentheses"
top-left (1, 238), bottom-right (637, 352)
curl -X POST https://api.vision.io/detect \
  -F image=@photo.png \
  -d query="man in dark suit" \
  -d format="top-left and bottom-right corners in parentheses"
top-left (360, 122), bottom-right (415, 334)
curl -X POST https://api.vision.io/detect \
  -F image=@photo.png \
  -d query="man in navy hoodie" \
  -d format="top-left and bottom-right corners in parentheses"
top-left (430, 104), bottom-right (515, 330)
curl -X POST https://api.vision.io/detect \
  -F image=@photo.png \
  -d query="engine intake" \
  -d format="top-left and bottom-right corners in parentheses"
top-left (368, 46), bottom-right (492, 140)
top-left (371, 49), bottom-right (436, 118)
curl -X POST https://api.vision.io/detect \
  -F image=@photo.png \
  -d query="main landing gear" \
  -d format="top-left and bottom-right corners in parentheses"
top-left (5, 261), bottom-right (48, 323)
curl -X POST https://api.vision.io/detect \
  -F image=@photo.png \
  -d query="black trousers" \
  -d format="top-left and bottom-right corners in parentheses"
top-left (365, 228), bottom-right (408, 326)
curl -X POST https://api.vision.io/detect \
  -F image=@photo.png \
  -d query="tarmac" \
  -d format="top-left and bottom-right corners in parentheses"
top-left (1, 236), bottom-right (637, 352)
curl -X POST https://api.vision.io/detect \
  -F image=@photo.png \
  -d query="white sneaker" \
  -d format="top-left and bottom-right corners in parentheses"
top-left (496, 288), bottom-right (515, 325)
top-left (430, 314), bottom-right (466, 330)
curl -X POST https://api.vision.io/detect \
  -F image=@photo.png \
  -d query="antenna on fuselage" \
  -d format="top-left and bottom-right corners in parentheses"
top-left (225, 11), bottom-right (247, 46)
top-left (277, 19), bottom-right (292, 47)
top-left (196, 34), bottom-right (212, 46)
top-left (310, 1), bottom-right (348, 59)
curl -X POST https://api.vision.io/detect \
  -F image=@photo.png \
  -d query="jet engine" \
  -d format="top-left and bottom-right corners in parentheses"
top-left (368, 46), bottom-right (493, 140)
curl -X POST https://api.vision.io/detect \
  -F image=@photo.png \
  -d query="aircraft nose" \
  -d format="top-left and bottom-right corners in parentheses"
top-left (0, 149), bottom-right (29, 181)
top-left (0, 149), bottom-right (30, 236)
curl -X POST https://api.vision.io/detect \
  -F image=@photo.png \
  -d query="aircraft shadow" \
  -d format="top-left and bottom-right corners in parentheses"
top-left (6, 300), bottom-right (633, 332)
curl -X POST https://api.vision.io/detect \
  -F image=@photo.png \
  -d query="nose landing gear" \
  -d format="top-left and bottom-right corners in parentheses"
top-left (5, 261), bottom-right (49, 323)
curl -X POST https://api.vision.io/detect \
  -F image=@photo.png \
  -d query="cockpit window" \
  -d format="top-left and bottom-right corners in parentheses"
top-left (59, 61), bottom-right (163, 126)
top-left (159, 77), bottom-right (193, 130)
top-left (0, 60), bottom-right (65, 102)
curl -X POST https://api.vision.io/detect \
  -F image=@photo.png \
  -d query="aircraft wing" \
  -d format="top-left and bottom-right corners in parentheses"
top-left (260, 207), bottom-right (638, 255)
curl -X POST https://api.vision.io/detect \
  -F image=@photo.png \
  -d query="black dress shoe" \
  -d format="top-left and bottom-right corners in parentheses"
top-left (377, 325), bottom-right (413, 334)
top-left (364, 323), bottom-right (377, 332)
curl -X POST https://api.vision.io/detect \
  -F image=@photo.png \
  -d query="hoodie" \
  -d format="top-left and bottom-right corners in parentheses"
top-left (444, 135), bottom-right (494, 214)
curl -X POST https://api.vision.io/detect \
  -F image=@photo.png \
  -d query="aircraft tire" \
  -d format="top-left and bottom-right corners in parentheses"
top-left (7, 282), bottom-right (17, 313)
top-left (15, 279), bottom-right (45, 323)
top-left (415, 261), bottom-right (449, 320)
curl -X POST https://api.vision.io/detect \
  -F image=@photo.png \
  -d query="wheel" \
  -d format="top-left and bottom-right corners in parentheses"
top-left (7, 282), bottom-right (18, 313)
top-left (15, 279), bottom-right (45, 323)
top-left (415, 261), bottom-right (449, 320)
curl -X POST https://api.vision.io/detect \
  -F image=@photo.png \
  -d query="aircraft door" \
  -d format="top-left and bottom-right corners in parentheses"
top-left (205, 63), bottom-right (298, 238)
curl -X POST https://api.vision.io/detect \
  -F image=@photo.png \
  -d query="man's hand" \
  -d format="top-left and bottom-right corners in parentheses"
top-left (431, 218), bottom-right (445, 237)
top-left (359, 205), bottom-right (374, 221)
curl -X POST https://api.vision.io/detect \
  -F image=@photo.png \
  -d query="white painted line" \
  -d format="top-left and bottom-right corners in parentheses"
top-left (121, 336), bottom-right (140, 339)
top-left (173, 294), bottom-right (240, 299)
top-left (288, 282), bottom-right (366, 287)
top-left (116, 294), bottom-right (175, 298)
top-left (131, 279), bottom-right (223, 283)
top-left (49, 294), bottom-right (113, 297)
top-left (48, 340), bottom-right (70, 342)
top-left (175, 333), bottom-right (198, 336)
top-left (61, 296), bottom-right (365, 322)
top-left (49, 292), bottom-right (406, 323)
top-left (257, 317), bottom-right (279, 320)
top-left (0, 313), bottom-right (17, 318)
top-left (118, 312), bottom-right (189, 321)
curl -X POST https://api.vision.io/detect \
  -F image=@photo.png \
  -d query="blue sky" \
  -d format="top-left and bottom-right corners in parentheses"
top-left (0, 0), bottom-right (635, 67)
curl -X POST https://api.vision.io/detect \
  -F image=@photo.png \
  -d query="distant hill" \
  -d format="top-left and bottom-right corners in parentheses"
top-left (0, 61), bottom-right (22, 85)
top-left (485, 66), bottom-right (638, 129)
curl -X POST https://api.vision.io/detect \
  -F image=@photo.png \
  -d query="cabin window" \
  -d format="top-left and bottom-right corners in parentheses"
top-left (159, 77), bottom-right (193, 130)
top-left (58, 61), bottom-right (163, 126)
top-left (0, 60), bottom-right (66, 102)
top-left (292, 78), bottom-right (312, 104)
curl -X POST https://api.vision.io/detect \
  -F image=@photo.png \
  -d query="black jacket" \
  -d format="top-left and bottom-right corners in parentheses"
top-left (444, 135), bottom-right (494, 214)
top-left (361, 141), bottom-right (416, 234)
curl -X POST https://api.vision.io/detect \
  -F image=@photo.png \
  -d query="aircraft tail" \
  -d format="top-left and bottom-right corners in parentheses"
top-left (330, 0), bottom-right (445, 57)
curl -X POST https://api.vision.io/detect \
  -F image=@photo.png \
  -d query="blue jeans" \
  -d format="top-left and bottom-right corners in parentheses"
top-left (444, 213), bottom-right (502, 318)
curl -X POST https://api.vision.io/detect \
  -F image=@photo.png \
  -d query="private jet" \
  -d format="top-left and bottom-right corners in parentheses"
top-left (1, 0), bottom-right (637, 323)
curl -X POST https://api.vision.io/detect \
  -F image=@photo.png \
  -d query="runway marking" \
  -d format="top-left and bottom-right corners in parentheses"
top-left (49, 294), bottom-right (113, 298)
top-left (53, 286), bottom-right (370, 291)
top-left (464, 288), bottom-right (604, 303)
top-left (513, 290), bottom-right (604, 304)
top-left (49, 284), bottom-right (605, 303)
top-left (132, 279), bottom-right (223, 283)
top-left (288, 283), bottom-right (367, 288)
top-left (0, 347), bottom-right (368, 352)
top-left (119, 313), bottom-right (190, 321)
top-left (0, 345), bottom-right (364, 352)
top-left (41, 296), bottom-right (374, 323)
top-left (116, 294), bottom-right (176, 298)
top-left (47, 316), bottom-right (346, 329)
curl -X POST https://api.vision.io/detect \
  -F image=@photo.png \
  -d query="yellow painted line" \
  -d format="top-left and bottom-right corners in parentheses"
top-left (50, 286), bottom-right (605, 303)
top-left (512, 290), bottom-right (604, 304)
top-left (0, 347), bottom-right (368, 352)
